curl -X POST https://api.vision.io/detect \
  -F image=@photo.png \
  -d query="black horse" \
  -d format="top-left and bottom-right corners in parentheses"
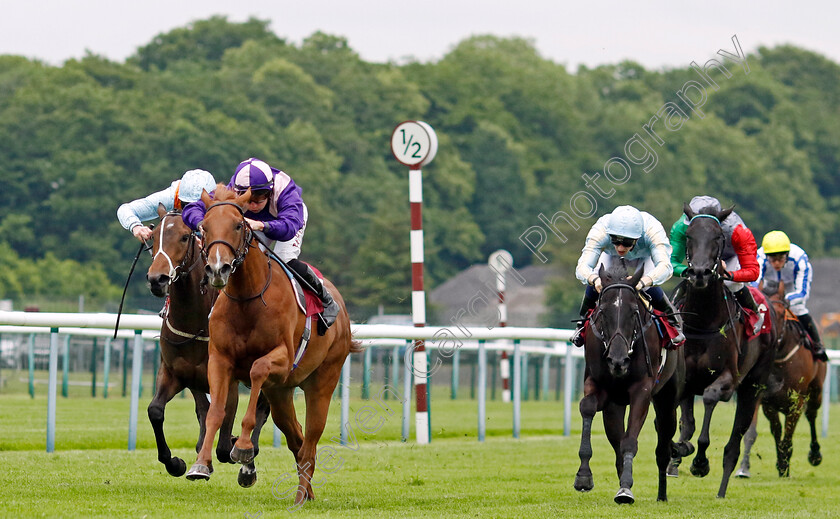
top-left (574, 264), bottom-right (685, 504)
top-left (145, 204), bottom-right (270, 487)
top-left (666, 203), bottom-right (776, 498)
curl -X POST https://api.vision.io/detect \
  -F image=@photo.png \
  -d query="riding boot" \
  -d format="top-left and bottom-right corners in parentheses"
top-left (287, 259), bottom-right (340, 328)
top-left (571, 287), bottom-right (598, 347)
top-left (650, 295), bottom-right (685, 346)
top-left (734, 287), bottom-right (764, 335)
top-left (798, 313), bottom-right (829, 361)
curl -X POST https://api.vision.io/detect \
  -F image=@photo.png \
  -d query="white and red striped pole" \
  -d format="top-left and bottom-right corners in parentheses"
top-left (409, 165), bottom-right (429, 444)
top-left (489, 250), bottom-right (514, 403)
top-left (391, 121), bottom-right (437, 445)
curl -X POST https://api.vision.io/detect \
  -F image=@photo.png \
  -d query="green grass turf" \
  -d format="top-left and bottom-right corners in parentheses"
top-left (1, 378), bottom-right (839, 518)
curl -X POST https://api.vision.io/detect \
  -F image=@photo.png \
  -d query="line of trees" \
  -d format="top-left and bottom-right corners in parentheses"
top-left (0, 16), bottom-right (837, 322)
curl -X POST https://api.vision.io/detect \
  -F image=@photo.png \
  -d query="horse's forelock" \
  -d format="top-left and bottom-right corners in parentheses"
top-left (601, 265), bottom-right (631, 285)
top-left (696, 205), bottom-right (719, 216)
top-left (211, 185), bottom-right (236, 202)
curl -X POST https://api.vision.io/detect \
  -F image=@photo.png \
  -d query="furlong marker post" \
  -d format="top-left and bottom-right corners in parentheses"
top-left (391, 121), bottom-right (437, 444)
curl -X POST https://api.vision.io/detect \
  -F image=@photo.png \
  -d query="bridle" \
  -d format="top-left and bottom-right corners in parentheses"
top-left (685, 214), bottom-right (725, 278)
top-left (589, 283), bottom-right (645, 358)
top-left (153, 212), bottom-right (201, 284)
top-left (200, 201), bottom-right (272, 304)
top-left (200, 202), bottom-right (253, 273)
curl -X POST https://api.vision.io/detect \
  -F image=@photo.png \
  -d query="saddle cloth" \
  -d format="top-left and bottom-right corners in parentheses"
top-left (743, 286), bottom-right (772, 338)
top-left (275, 259), bottom-right (325, 317)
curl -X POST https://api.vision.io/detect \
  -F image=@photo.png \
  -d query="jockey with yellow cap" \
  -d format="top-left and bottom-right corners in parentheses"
top-left (757, 231), bottom-right (828, 361)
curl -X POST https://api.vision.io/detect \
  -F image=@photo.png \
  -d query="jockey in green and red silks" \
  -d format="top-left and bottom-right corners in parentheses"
top-left (669, 195), bottom-right (763, 332)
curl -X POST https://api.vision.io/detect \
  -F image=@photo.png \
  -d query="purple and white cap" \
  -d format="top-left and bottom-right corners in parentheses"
top-left (233, 158), bottom-right (274, 193)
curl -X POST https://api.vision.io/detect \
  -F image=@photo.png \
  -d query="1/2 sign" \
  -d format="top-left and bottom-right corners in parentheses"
top-left (391, 121), bottom-right (438, 167)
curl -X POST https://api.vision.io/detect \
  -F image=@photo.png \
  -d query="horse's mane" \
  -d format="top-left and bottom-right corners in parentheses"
top-left (696, 205), bottom-right (719, 216)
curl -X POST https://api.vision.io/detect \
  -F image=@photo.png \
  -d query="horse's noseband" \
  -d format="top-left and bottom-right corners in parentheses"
top-left (154, 212), bottom-right (198, 283)
top-left (201, 202), bottom-right (253, 272)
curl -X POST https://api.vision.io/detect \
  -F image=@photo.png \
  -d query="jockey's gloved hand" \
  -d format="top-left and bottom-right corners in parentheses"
top-left (636, 276), bottom-right (653, 291)
top-left (588, 273), bottom-right (603, 293)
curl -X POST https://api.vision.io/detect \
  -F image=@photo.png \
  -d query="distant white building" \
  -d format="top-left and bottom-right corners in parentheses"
top-left (429, 264), bottom-right (553, 328)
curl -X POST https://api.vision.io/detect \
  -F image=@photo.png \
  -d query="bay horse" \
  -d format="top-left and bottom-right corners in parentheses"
top-left (146, 204), bottom-right (270, 487)
top-left (737, 281), bottom-right (826, 478)
top-left (666, 203), bottom-right (776, 498)
top-left (185, 186), bottom-right (360, 507)
top-left (574, 264), bottom-right (684, 504)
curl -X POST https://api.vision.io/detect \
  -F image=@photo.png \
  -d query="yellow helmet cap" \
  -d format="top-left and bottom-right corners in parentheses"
top-left (762, 230), bottom-right (791, 254)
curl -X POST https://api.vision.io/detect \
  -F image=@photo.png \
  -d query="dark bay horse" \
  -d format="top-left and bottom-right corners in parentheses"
top-left (666, 203), bottom-right (776, 498)
top-left (185, 187), bottom-right (361, 507)
top-left (737, 281), bottom-right (826, 478)
top-left (574, 264), bottom-right (684, 504)
top-left (146, 204), bottom-right (270, 486)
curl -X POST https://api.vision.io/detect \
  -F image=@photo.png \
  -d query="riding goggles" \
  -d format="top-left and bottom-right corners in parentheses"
top-left (609, 235), bottom-right (637, 248)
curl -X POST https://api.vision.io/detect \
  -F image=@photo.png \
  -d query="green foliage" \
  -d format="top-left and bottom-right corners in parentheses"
top-left (1, 17), bottom-right (839, 322)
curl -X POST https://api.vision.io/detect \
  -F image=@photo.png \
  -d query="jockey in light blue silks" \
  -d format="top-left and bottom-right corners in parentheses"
top-left (571, 205), bottom-right (684, 347)
top-left (117, 169), bottom-right (217, 242)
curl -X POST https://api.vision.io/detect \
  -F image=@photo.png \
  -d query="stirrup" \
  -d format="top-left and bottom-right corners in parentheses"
top-left (571, 325), bottom-right (585, 347)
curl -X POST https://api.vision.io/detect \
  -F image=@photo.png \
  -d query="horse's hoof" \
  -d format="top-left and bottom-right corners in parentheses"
top-left (735, 468), bottom-right (750, 479)
top-left (574, 473), bottom-right (594, 492)
top-left (672, 441), bottom-right (695, 458)
top-left (666, 464), bottom-right (679, 478)
top-left (230, 445), bottom-right (255, 465)
top-left (238, 465), bottom-right (257, 488)
top-left (690, 459), bottom-right (710, 478)
top-left (809, 449), bottom-right (822, 466)
top-left (185, 464), bottom-right (212, 481)
top-left (614, 487), bottom-right (635, 504)
top-left (166, 457), bottom-right (187, 477)
top-left (216, 447), bottom-right (234, 464)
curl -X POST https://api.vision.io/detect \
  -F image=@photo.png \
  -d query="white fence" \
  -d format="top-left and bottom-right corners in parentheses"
top-left (1, 311), bottom-right (836, 452)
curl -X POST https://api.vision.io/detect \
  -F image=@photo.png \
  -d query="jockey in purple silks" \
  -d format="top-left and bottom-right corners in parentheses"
top-left (183, 158), bottom-right (339, 327)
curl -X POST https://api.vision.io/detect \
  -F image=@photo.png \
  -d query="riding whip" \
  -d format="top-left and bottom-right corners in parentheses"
top-left (114, 226), bottom-right (153, 339)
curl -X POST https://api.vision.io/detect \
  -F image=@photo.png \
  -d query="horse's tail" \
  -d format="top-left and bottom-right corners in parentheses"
top-left (349, 339), bottom-right (365, 354)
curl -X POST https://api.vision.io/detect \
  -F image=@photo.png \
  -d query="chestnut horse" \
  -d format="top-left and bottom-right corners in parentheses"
top-left (737, 281), bottom-right (826, 478)
top-left (574, 264), bottom-right (684, 504)
top-left (146, 204), bottom-right (269, 487)
top-left (185, 187), bottom-right (360, 507)
top-left (666, 203), bottom-right (776, 498)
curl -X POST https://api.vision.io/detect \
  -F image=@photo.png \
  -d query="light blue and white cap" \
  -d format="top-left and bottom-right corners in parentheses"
top-left (606, 205), bottom-right (644, 239)
top-left (178, 169), bottom-right (216, 202)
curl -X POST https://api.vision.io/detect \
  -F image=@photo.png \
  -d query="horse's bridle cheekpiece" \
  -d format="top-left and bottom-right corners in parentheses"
top-left (201, 202), bottom-right (253, 272)
top-left (591, 283), bottom-right (643, 357)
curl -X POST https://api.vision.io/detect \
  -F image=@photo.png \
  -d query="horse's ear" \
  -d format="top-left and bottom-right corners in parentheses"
top-left (683, 201), bottom-right (696, 220)
top-left (598, 264), bottom-right (606, 283)
top-left (629, 266), bottom-right (645, 289)
top-left (235, 188), bottom-right (252, 208)
top-left (201, 189), bottom-right (213, 206)
top-left (157, 202), bottom-right (167, 219)
top-left (718, 204), bottom-right (735, 222)
top-left (778, 280), bottom-right (785, 298)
